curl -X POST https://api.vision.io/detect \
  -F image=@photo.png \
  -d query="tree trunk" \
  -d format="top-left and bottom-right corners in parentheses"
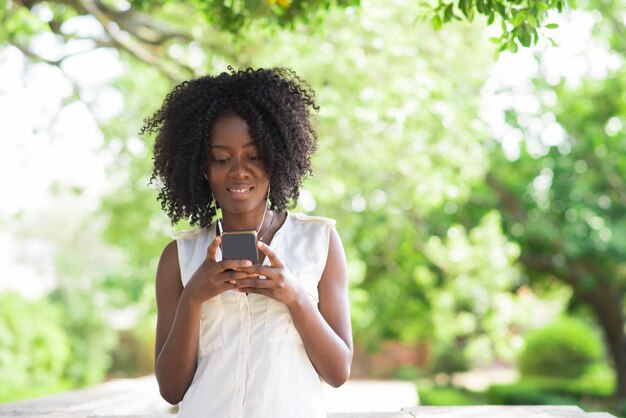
top-left (579, 285), bottom-right (626, 399)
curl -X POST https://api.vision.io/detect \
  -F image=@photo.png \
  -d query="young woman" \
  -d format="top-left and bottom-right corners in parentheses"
top-left (144, 67), bottom-right (352, 418)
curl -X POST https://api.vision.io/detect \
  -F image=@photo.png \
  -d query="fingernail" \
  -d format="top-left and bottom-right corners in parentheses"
top-left (241, 260), bottom-right (252, 266)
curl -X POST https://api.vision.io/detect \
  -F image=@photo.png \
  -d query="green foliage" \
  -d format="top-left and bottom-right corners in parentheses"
top-left (392, 365), bottom-right (423, 381)
top-left (464, 0), bottom-right (626, 396)
top-left (47, 285), bottom-right (118, 386)
top-left (422, 0), bottom-right (573, 52)
top-left (486, 381), bottom-right (577, 405)
top-left (109, 316), bottom-right (156, 377)
top-left (419, 385), bottom-right (484, 405)
top-left (518, 317), bottom-right (603, 378)
top-left (423, 212), bottom-right (522, 362)
top-left (1, 0), bottom-right (573, 79)
top-left (4, 0), bottom-right (626, 403)
top-left (0, 292), bottom-right (71, 401)
top-left (486, 365), bottom-right (614, 406)
top-left (521, 364), bottom-right (615, 397)
top-left (428, 343), bottom-right (469, 375)
top-left (127, 0), bottom-right (360, 33)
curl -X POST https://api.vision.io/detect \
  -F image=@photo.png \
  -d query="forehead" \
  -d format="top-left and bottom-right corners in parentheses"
top-left (209, 115), bottom-right (256, 148)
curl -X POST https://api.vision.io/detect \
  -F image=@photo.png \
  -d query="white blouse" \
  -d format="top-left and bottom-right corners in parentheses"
top-left (175, 212), bottom-right (335, 418)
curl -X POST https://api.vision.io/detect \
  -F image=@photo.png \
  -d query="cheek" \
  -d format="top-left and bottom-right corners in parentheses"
top-left (207, 168), bottom-right (225, 187)
top-left (252, 163), bottom-right (269, 177)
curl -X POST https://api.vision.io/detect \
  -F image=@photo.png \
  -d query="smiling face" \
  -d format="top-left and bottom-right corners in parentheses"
top-left (206, 114), bottom-right (270, 220)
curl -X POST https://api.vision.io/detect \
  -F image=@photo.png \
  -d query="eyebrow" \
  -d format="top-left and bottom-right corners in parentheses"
top-left (209, 142), bottom-right (258, 150)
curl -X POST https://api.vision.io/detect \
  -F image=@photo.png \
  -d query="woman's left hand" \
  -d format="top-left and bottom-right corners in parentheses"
top-left (233, 241), bottom-right (303, 307)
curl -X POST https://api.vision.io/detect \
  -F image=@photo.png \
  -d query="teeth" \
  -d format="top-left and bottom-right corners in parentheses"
top-left (230, 188), bottom-right (251, 193)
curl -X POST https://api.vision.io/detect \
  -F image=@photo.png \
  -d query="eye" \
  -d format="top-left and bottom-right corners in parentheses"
top-left (211, 154), bottom-right (229, 164)
top-left (249, 155), bottom-right (262, 161)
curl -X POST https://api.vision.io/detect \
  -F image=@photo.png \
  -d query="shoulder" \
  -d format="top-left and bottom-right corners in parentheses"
top-left (157, 240), bottom-right (181, 283)
top-left (288, 212), bottom-right (336, 228)
top-left (172, 227), bottom-right (212, 255)
top-left (172, 227), bottom-right (206, 240)
top-left (160, 240), bottom-right (178, 261)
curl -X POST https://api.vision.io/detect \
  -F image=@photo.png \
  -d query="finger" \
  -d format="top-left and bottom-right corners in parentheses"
top-left (225, 270), bottom-right (257, 286)
top-left (257, 241), bottom-right (284, 268)
top-left (218, 259), bottom-right (253, 273)
top-left (236, 277), bottom-right (271, 289)
top-left (207, 236), bottom-right (222, 263)
top-left (235, 264), bottom-right (273, 277)
top-left (224, 271), bottom-right (258, 282)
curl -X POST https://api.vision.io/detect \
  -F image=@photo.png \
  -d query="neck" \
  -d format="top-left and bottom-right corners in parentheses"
top-left (220, 206), bottom-right (270, 232)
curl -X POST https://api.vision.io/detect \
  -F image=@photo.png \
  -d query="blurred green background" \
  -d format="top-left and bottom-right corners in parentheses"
top-left (1, 0), bottom-right (625, 415)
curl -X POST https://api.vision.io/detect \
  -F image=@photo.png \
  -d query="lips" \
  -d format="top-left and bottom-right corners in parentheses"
top-left (227, 185), bottom-right (254, 195)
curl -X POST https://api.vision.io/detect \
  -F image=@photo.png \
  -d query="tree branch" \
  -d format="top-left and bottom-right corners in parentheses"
top-left (67, 0), bottom-right (193, 82)
top-left (93, 0), bottom-right (193, 45)
top-left (9, 40), bottom-right (63, 66)
top-left (485, 171), bottom-right (528, 223)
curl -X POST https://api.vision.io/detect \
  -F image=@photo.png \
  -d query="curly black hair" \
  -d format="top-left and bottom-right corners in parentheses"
top-left (141, 67), bottom-right (319, 228)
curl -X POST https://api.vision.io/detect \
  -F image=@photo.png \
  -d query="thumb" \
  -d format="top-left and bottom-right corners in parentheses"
top-left (207, 235), bottom-right (222, 263)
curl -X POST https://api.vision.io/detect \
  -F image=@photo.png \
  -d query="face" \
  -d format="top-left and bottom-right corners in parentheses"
top-left (207, 114), bottom-right (269, 216)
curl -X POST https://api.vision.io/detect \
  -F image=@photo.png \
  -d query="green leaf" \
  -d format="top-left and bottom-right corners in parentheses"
top-left (518, 24), bottom-right (531, 47)
top-left (545, 23), bottom-right (559, 29)
top-left (548, 36), bottom-right (558, 47)
top-left (511, 12), bottom-right (525, 27)
top-left (476, 0), bottom-right (484, 14)
top-left (444, 3), bottom-right (454, 22)
top-left (496, 3), bottom-right (506, 17)
top-left (459, 0), bottom-right (469, 18)
top-left (431, 14), bottom-right (442, 29)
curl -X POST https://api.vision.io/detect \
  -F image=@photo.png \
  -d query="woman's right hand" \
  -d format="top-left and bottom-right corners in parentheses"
top-left (182, 236), bottom-right (256, 307)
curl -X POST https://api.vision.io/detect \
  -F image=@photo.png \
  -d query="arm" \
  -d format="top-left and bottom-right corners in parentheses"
top-left (288, 227), bottom-right (353, 387)
top-left (237, 228), bottom-right (353, 387)
top-left (154, 240), bottom-right (201, 404)
top-left (154, 238), bottom-right (256, 404)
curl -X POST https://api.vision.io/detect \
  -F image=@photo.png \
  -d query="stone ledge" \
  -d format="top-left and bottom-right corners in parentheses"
top-left (0, 377), bottom-right (617, 418)
top-left (0, 410), bottom-right (619, 418)
top-left (0, 407), bottom-right (618, 418)
top-left (402, 405), bottom-right (617, 417)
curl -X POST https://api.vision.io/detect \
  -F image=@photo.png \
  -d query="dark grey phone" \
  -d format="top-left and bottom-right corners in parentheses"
top-left (221, 231), bottom-right (259, 264)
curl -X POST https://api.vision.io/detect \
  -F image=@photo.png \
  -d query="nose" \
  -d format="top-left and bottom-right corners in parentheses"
top-left (229, 157), bottom-right (249, 178)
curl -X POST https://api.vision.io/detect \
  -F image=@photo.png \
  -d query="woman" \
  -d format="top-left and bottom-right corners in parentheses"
top-left (144, 67), bottom-right (352, 418)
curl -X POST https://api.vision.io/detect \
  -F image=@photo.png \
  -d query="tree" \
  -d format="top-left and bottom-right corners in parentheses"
top-left (468, 0), bottom-right (626, 398)
top-left (1, 0), bottom-right (602, 399)
top-left (2, 0), bottom-right (572, 84)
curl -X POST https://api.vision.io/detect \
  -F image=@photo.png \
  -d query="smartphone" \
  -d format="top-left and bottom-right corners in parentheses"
top-left (221, 230), bottom-right (259, 264)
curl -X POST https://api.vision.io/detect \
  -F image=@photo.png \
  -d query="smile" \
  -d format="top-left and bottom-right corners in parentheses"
top-left (228, 187), bottom-right (253, 193)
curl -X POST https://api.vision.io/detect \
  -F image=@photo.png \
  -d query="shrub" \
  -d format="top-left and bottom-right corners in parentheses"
top-left (518, 317), bottom-right (603, 379)
top-left (109, 316), bottom-right (156, 377)
top-left (0, 292), bottom-right (71, 401)
top-left (486, 381), bottom-right (575, 405)
top-left (420, 386), bottom-right (484, 406)
top-left (428, 343), bottom-right (469, 375)
top-left (47, 286), bottom-right (118, 386)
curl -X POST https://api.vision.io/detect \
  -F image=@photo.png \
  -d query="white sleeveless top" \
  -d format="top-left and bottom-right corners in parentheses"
top-left (175, 212), bottom-right (335, 418)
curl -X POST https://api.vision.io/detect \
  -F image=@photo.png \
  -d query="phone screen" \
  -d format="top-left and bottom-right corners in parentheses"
top-left (221, 231), bottom-right (259, 264)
